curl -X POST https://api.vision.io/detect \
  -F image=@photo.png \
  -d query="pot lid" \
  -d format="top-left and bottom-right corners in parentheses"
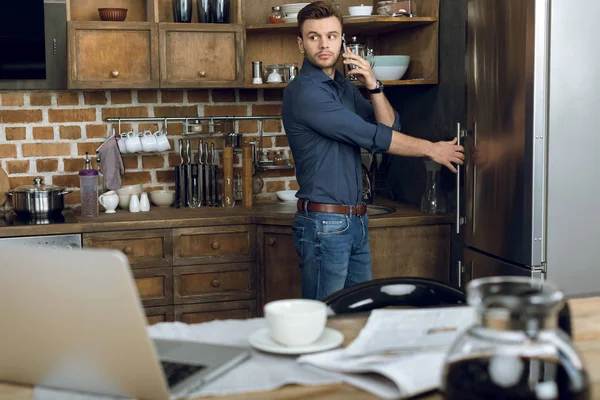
top-left (13, 177), bottom-right (65, 193)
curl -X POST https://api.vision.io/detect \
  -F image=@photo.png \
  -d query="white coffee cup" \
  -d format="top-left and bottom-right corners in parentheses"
top-left (98, 190), bottom-right (119, 213)
top-left (125, 131), bottom-right (143, 153)
top-left (264, 299), bottom-right (327, 347)
top-left (141, 130), bottom-right (158, 152)
top-left (117, 134), bottom-right (129, 154)
top-left (155, 130), bottom-right (171, 152)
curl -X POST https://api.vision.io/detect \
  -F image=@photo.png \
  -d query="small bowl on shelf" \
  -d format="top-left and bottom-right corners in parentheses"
top-left (372, 55), bottom-right (410, 80)
top-left (348, 5), bottom-right (373, 16)
top-left (276, 190), bottom-right (298, 202)
top-left (98, 8), bottom-right (128, 22)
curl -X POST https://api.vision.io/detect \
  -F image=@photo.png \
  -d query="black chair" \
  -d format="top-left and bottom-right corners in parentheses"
top-left (322, 276), bottom-right (572, 337)
top-left (323, 277), bottom-right (466, 315)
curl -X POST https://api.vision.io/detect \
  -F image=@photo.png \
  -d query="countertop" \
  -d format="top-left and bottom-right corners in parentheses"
top-left (0, 198), bottom-right (453, 238)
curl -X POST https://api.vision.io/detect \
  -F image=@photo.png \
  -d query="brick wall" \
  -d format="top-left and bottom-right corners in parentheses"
top-left (0, 89), bottom-right (297, 208)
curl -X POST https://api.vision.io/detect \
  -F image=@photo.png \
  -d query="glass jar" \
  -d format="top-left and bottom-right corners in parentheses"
top-left (442, 276), bottom-right (590, 400)
top-left (420, 159), bottom-right (446, 214)
top-left (79, 169), bottom-right (99, 217)
top-left (264, 64), bottom-right (285, 83)
top-left (273, 150), bottom-right (285, 166)
top-left (268, 6), bottom-right (285, 24)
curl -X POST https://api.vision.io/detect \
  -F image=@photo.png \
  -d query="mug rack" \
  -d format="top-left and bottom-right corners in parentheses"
top-left (103, 115), bottom-right (294, 172)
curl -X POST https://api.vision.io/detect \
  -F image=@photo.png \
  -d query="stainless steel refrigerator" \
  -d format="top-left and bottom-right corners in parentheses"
top-left (457, 0), bottom-right (600, 297)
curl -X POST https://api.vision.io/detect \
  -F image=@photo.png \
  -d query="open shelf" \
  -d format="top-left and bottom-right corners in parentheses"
top-left (242, 78), bottom-right (437, 89)
top-left (257, 164), bottom-right (295, 171)
top-left (246, 17), bottom-right (437, 35)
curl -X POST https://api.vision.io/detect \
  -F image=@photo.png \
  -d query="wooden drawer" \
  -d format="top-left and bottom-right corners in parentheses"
top-left (173, 225), bottom-right (255, 266)
top-left (144, 306), bottom-right (175, 325)
top-left (68, 21), bottom-right (159, 89)
top-left (159, 23), bottom-right (244, 88)
top-left (83, 229), bottom-right (172, 269)
top-left (133, 267), bottom-right (173, 307)
top-left (174, 300), bottom-right (257, 324)
top-left (174, 262), bottom-right (256, 304)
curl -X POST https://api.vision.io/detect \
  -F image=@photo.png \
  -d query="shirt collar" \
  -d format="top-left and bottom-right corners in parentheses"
top-left (300, 58), bottom-right (346, 85)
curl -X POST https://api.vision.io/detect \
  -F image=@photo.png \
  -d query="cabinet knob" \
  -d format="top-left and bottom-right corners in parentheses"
top-left (267, 237), bottom-right (276, 246)
top-left (122, 246), bottom-right (133, 255)
top-left (211, 240), bottom-right (220, 250)
top-left (110, 70), bottom-right (120, 78)
top-left (198, 70), bottom-right (206, 78)
top-left (211, 279), bottom-right (221, 288)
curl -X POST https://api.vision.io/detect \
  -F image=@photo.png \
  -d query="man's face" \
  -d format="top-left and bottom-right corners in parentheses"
top-left (297, 16), bottom-right (343, 70)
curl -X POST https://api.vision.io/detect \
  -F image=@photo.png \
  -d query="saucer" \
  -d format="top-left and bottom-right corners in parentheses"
top-left (249, 327), bottom-right (344, 355)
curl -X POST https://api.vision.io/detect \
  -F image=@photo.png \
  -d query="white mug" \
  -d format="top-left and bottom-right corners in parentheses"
top-left (129, 194), bottom-right (140, 212)
top-left (117, 133), bottom-right (129, 154)
top-left (141, 130), bottom-right (158, 152)
top-left (98, 190), bottom-right (119, 214)
top-left (140, 192), bottom-right (150, 212)
top-left (264, 299), bottom-right (327, 347)
top-left (155, 131), bottom-right (171, 152)
top-left (125, 131), bottom-right (143, 153)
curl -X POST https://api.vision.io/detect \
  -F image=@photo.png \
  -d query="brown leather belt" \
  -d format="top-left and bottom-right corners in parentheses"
top-left (297, 199), bottom-right (367, 216)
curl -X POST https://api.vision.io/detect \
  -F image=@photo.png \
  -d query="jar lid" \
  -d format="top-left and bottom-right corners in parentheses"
top-left (13, 177), bottom-right (64, 194)
top-left (79, 169), bottom-right (99, 176)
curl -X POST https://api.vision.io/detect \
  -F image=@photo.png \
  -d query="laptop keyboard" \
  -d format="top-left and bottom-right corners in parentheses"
top-left (161, 361), bottom-right (206, 388)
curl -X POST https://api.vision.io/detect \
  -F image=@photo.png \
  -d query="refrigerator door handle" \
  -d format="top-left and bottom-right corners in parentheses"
top-left (472, 122), bottom-right (477, 234)
top-left (458, 260), bottom-right (463, 288)
top-left (456, 123), bottom-right (468, 234)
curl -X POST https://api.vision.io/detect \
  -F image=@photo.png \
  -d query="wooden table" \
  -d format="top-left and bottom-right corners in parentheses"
top-left (2, 297), bottom-right (600, 400)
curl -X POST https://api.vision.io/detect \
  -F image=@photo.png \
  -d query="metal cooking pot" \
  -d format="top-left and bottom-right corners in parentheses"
top-left (7, 177), bottom-right (71, 216)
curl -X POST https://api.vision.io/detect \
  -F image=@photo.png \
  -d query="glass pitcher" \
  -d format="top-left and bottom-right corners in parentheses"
top-left (420, 159), bottom-right (446, 214)
top-left (442, 276), bottom-right (590, 400)
top-left (345, 36), bottom-right (374, 81)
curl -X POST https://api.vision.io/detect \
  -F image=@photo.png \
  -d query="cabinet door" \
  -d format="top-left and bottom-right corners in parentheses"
top-left (68, 21), bottom-right (159, 89)
top-left (133, 267), bottom-right (173, 307)
top-left (174, 262), bottom-right (257, 304)
top-left (144, 306), bottom-right (175, 325)
top-left (259, 226), bottom-right (302, 307)
top-left (174, 300), bottom-right (257, 324)
top-left (159, 23), bottom-right (244, 88)
top-left (369, 224), bottom-right (451, 281)
top-left (83, 229), bottom-right (172, 269)
top-left (172, 225), bottom-right (255, 266)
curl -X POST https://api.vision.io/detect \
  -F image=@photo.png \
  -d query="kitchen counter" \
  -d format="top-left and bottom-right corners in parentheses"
top-left (0, 198), bottom-right (453, 238)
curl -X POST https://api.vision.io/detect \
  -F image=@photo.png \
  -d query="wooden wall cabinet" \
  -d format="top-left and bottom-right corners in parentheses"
top-left (159, 24), bottom-right (244, 88)
top-left (68, 22), bottom-right (159, 89)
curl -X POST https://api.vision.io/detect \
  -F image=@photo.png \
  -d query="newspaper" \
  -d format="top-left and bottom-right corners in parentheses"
top-left (298, 307), bottom-right (476, 399)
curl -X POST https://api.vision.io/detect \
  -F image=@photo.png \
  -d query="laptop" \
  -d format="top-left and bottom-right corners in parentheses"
top-left (0, 245), bottom-right (250, 400)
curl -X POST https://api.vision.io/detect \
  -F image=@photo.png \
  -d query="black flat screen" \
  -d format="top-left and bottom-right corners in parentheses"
top-left (0, 0), bottom-right (46, 79)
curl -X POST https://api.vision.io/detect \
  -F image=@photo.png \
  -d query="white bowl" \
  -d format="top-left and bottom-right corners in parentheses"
top-left (264, 299), bottom-right (327, 347)
top-left (348, 5), bottom-right (373, 16)
top-left (285, 12), bottom-right (298, 18)
top-left (283, 16), bottom-right (298, 23)
top-left (372, 55), bottom-right (410, 80)
top-left (149, 190), bottom-right (175, 207)
top-left (116, 184), bottom-right (143, 196)
top-left (276, 190), bottom-right (298, 202)
top-left (118, 194), bottom-right (131, 209)
top-left (281, 3), bottom-right (310, 14)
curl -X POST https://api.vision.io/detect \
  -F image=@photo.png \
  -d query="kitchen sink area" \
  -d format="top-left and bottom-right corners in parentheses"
top-left (251, 203), bottom-right (397, 216)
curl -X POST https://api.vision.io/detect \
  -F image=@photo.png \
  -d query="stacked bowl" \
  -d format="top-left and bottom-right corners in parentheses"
top-left (281, 3), bottom-right (309, 23)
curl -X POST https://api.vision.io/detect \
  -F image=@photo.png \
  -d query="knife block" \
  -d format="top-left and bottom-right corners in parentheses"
top-left (242, 145), bottom-right (253, 208)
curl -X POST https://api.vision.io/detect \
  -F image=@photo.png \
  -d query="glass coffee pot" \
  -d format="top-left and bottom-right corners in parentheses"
top-left (420, 159), bottom-right (446, 214)
top-left (344, 36), bottom-right (374, 81)
top-left (442, 276), bottom-right (590, 400)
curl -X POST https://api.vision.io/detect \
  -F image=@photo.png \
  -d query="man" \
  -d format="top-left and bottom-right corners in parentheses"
top-left (282, 1), bottom-right (464, 300)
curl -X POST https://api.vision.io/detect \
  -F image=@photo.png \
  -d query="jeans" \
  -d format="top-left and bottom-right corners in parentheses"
top-left (292, 211), bottom-right (372, 300)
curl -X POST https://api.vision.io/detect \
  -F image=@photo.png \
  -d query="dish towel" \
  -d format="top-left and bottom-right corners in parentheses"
top-left (98, 136), bottom-right (124, 191)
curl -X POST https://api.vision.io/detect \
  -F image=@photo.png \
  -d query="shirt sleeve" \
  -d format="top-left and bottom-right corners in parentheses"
top-left (352, 85), bottom-right (402, 132)
top-left (291, 84), bottom-right (393, 153)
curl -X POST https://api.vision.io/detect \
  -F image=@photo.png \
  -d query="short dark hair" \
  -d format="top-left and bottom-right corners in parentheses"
top-left (297, 1), bottom-right (344, 38)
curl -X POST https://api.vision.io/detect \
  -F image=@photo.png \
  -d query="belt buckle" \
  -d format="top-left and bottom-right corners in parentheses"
top-left (302, 199), bottom-right (309, 213)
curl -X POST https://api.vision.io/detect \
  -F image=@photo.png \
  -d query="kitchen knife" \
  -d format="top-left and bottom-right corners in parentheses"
top-left (186, 138), bottom-right (193, 207)
top-left (178, 138), bottom-right (186, 207)
top-left (190, 141), bottom-right (199, 208)
top-left (206, 141), bottom-right (212, 207)
top-left (199, 139), bottom-right (206, 207)
top-left (212, 143), bottom-right (219, 207)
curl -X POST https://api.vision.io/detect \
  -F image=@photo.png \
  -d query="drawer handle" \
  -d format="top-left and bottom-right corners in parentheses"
top-left (211, 279), bottom-right (221, 288)
top-left (110, 70), bottom-right (120, 78)
top-left (198, 70), bottom-right (206, 78)
top-left (267, 237), bottom-right (276, 246)
top-left (211, 240), bottom-right (220, 250)
top-left (122, 246), bottom-right (133, 255)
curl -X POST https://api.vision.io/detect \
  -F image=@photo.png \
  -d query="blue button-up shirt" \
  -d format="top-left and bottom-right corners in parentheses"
top-left (282, 59), bottom-right (400, 205)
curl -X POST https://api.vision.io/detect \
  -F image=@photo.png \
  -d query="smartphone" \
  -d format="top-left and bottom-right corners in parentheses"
top-left (341, 33), bottom-right (347, 53)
